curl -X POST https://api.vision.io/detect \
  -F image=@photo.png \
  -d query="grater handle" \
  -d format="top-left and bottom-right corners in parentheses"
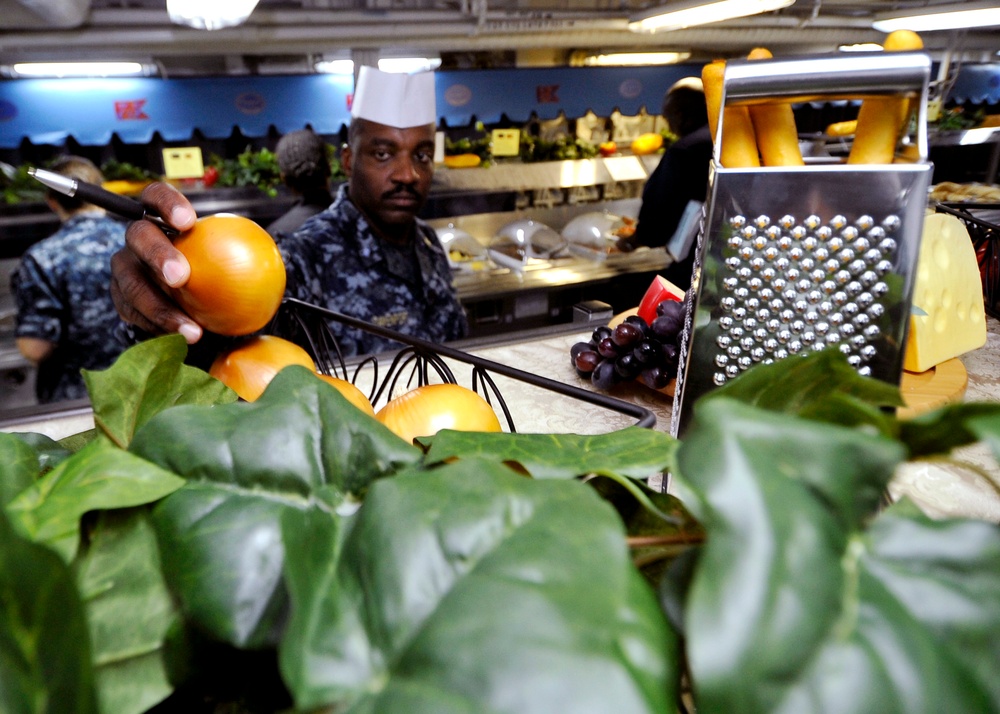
top-left (717, 51), bottom-right (931, 163)
top-left (721, 52), bottom-right (931, 104)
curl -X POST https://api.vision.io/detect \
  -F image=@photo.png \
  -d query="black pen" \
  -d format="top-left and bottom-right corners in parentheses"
top-left (28, 167), bottom-right (178, 235)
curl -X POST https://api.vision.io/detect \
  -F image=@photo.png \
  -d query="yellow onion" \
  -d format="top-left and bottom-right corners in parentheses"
top-left (170, 213), bottom-right (286, 336)
top-left (375, 383), bottom-right (502, 444)
top-left (209, 335), bottom-right (315, 401)
top-left (316, 374), bottom-right (376, 416)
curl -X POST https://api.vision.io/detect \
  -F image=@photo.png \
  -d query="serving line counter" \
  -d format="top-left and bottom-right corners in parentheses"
top-left (426, 197), bottom-right (671, 335)
top-left (3, 314), bottom-right (999, 523)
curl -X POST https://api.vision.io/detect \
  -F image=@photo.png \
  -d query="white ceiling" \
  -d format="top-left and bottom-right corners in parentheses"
top-left (0, 0), bottom-right (996, 75)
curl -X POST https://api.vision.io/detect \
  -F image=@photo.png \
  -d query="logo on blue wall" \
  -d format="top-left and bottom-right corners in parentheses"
top-left (0, 100), bottom-right (17, 122)
top-left (235, 92), bottom-right (266, 115)
top-left (444, 84), bottom-right (472, 108)
top-left (619, 79), bottom-right (643, 100)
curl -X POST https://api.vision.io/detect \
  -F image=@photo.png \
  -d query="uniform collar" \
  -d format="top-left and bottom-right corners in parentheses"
top-left (330, 184), bottom-right (443, 290)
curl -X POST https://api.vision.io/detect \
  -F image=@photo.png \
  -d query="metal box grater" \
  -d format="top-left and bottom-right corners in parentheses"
top-left (671, 52), bottom-right (934, 439)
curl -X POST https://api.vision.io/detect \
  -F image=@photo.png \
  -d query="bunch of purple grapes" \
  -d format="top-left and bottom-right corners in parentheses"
top-left (571, 294), bottom-right (689, 391)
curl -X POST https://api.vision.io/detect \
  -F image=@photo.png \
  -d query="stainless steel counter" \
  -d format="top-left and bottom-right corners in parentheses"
top-left (450, 247), bottom-right (670, 301)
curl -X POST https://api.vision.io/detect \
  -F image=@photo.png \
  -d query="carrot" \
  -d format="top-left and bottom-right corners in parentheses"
top-left (847, 30), bottom-right (924, 164)
top-left (746, 47), bottom-right (804, 167)
top-left (702, 59), bottom-right (760, 168)
top-left (825, 120), bottom-right (857, 137)
top-left (702, 60), bottom-right (724, 145)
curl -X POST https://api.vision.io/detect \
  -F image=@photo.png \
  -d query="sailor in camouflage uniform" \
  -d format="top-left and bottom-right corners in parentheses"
top-left (110, 66), bottom-right (469, 358)
top-left (12, 156), bottom-right (127, 403)
top-left (278, 182), bottom-right (466, 355)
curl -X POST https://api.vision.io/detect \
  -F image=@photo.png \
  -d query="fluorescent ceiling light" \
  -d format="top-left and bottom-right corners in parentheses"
top-left (839, 43), bottom-right (884, 52)
top-left (583, 52), bottom-right (692, 66)
top-left (873, 1), bottom-right (1000, 33)
top-left (628, 0), bottom-right (795, 33)
top-left (314, 59), bottom-right (355, 75)
top-left (12, 62), bottom-right (145, 78)
top-left (377, 57), bottom-right (442, 74)
top-left (167, 0), bottom-right (260, 30)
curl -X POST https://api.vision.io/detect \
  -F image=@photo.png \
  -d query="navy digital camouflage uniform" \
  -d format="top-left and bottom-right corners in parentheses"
top-left (11, 212), bottom-right (128, 403)
top-left (276, 184), bottom-right (468, 356)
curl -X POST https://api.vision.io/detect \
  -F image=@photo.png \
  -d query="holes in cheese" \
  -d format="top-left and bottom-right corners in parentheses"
top-left (903, 213), bottom-right (987, 373)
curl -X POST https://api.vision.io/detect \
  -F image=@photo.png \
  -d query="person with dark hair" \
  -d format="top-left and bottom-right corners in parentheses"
top-left (617, 77), bottom-right (713, 290)
top-left (11, 155), bottom-right (128, 403)
top-left (110, 67), bottom-right (468, 358)
top-left (266, 128), bottom-right (335, 238)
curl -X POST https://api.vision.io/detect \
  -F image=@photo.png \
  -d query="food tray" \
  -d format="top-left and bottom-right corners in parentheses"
top-left (271, 297), bottom-right (656, 432)
top-left (672, 51), bottom-right (934, 438)
top-left (934, 202), bottom-right (1000, 319)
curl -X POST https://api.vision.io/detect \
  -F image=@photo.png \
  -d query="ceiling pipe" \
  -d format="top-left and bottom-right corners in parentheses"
top-left (0, 0), bottom-right (91, 28)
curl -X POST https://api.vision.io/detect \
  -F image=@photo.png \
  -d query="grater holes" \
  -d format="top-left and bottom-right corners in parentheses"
top-left (712, 211), bottom-right (902, 384)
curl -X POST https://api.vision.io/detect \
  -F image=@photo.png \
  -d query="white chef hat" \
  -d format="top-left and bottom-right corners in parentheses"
top-left (668, 76), bottom-right (704, 94)
top-left (351, 66), bottom-right (437, 128)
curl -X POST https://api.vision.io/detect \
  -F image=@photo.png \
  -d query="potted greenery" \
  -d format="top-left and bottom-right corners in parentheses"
top-left (1, 336), bottom-right (998, 713)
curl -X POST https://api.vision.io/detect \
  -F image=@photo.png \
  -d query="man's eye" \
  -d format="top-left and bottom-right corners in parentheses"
top-left (416, 150), bottom-right (434, 163)
top-left (373, 149), bottom-right (391, 160)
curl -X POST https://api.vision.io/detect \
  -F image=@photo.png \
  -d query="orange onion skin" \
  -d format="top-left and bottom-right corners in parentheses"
top-left (375, 383), bottom-right (503, 444)
top-left (170, 214), bottom-right (286, 336)
top-left (209, 335), bottom-right (315, 401)
top-left (316, 374), bottom-right (376, 416)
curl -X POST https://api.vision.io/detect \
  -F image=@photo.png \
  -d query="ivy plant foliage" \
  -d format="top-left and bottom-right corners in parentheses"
top-left (670, 351), bottom-right (1000, 714)
top-left (0, 433), bottom-right (186, 714)
top-left (279, 460), bottom-right (678, 713)
top-left (74, 509), bottom-right (178, 714)
top-left (0, 508), bottom-right (99, 714)
top-left (127, 365), bottom-right (425, 649)
top-left (83, 333), bottom-right (238, 449)
top-left (3, 335), bottom-right (1000, 714)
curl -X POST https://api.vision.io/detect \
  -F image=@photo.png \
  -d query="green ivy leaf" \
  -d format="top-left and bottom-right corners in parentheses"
top-left (130, 366), bottom-right (422, 649)
top-left (279, 459), bottom-right (678, 713)
top-left (900, 402), bottom-right (1000, 458)
top-left (7, 431), bottom-right (73, 471)
top-left (5, 439), bottom-right (185, 562)
top-left (0, 434), bottom-right (40, 508)
top-left (75, 509), bottom-right (179, 714)
top-left (706, 347), bottom-right (904, 428)
top-left (422, 426), bottom-right (678, 480)
top-left (83, 334), bottom-right (237, 449)
top-left (0, 508), bottom-right (98, 714)
top-left (675, 397), bottom-right (1000, 713)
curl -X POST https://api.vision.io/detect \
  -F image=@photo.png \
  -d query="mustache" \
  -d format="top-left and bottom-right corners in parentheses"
top-left (382, 184), bottom-right (421, 200)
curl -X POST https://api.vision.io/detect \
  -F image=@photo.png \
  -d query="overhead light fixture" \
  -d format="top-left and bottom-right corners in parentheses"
top-left (873, 1), bottom-right (1000, 33)
top-left (582, 51), bottom-right (692, 66)
top-left (628, 0), bottom-right (795, 33)
top-left (377, 57), bottom-right (442, 74)
top-left (314, 59), bottom-right (355, 75)
top-left (167, 0), bottom-right (260, 31)
top-left (11, 61), bottom-right (146, 78)
top-left (839, 43), bottom-right (884, 52)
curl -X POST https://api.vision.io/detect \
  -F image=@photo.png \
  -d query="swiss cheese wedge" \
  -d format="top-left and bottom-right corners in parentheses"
top-left (903, 213), bottom-right (987, 373)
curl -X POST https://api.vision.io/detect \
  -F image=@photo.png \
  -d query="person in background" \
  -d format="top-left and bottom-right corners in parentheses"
top-left (617, 77), bottom-right (712, 290)
top-left (110, 66), bottom-right (468, 358)
top-left (11, 156), bottom-right (128, 404)
top-left (266, 128), bottom-right (335, 238)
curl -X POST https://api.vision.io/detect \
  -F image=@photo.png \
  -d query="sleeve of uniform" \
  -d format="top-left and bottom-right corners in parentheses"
top-left (275, 230), bottom-right (315, 303)
top-left (11, 250), bottom-right (64, 343)
top-left (632, 148), bottom-right (691, 249)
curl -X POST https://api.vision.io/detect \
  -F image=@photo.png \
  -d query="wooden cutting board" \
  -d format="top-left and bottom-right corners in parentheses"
top-left (898, 358), bottom-right (968, 419)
